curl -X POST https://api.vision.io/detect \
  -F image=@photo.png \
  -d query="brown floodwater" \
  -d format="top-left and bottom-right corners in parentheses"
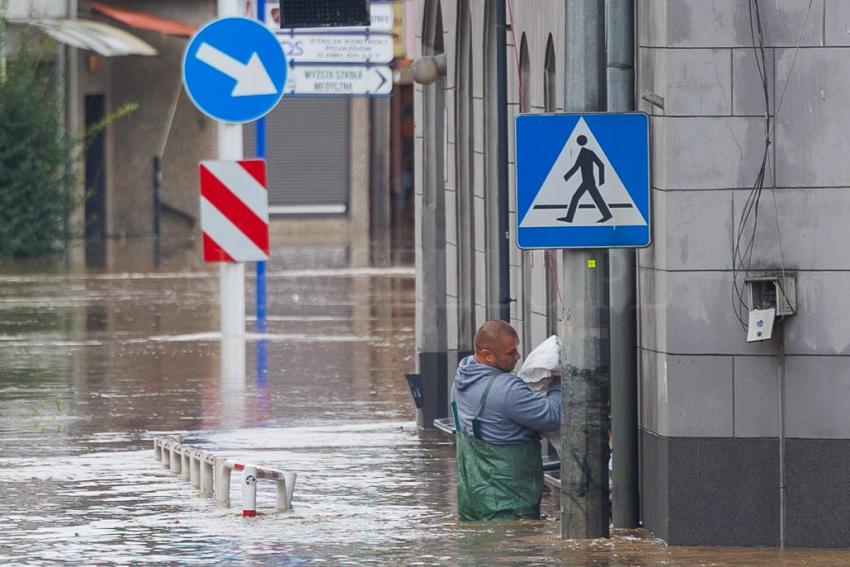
top-left (0, 246), bottom-right (849, 565)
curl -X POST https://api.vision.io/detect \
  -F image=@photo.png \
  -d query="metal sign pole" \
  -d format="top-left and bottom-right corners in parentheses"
top-left (218, 0), bottom-right (245, 338)
top-left (256, 0), bottom-right (268, 336)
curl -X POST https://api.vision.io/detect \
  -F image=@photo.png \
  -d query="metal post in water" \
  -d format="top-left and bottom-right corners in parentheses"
top-left (242, 465), bottom-right (258, 517)
top-left (275, 479), bottom-right (289, 512)
top-left (181, 449), bottom-right (191, 481)
top-left (170, 445), bottom-right (181, 475)
top-left (201, 457), bottom-right (215, 498)
top-left (214, 457), bottom-right (231, 506)
top-left (190, 451), bottom-right (201, 489)
top-left (154, 439), bottom-right (161, 461)
top-left (255, 0), bottom-right (268, 337)
top-left (282, 471), bottom-right (297, 511)
top-left (561, 0), bottom-right (611, 540)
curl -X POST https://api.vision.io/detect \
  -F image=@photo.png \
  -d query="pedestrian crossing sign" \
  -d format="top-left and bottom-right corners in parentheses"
top-left (515, 113), bottom-right (650, 249)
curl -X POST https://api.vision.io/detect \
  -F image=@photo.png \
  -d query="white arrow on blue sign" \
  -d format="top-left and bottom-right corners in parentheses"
top-left (183, 17), bottom-right (288, 124)
top-left (515, 113), bottom-right (650, 249)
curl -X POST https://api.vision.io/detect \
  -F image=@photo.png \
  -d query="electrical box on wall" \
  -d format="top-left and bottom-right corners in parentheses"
top-left (744, 274), bottom-right (796, 343)
top-left (746, 274), bottom-right (797, 316)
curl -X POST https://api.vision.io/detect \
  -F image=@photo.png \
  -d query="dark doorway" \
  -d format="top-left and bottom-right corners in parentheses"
top-left (84, 94), bottom-right (107, 268)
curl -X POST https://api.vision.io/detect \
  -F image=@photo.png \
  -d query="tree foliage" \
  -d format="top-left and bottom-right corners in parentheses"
top-left (0, 20), bottom-right (137, 260)
top-left (0, 36), bottom-right (77, 259)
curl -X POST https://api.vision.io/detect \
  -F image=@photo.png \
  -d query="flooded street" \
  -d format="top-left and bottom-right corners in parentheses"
top-left (0, 246), bottom-right (849, 565)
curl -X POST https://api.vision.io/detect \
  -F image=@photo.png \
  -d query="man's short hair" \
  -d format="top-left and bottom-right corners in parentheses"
top-left (474, 320), bottom-right (518, 353)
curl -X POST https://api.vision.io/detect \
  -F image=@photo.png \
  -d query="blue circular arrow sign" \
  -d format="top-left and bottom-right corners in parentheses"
top-left (183, 17), bottom-right (287, 124)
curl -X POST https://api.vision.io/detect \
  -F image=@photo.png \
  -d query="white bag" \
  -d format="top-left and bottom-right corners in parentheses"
top-left (518, 335), bottom-right (561, 390)
top-left (517, 335), bottom-right (562, 456)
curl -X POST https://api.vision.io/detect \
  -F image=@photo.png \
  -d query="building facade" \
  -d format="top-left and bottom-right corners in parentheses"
top-left (414, 0), bottom-right (850, 547)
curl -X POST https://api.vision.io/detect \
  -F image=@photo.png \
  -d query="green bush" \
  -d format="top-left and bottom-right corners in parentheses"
top-left (0, 36), bottom-right (77, 259)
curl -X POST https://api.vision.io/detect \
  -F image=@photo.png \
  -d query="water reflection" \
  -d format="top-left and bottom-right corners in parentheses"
top-left (0, 249), bottom-right (848, 564)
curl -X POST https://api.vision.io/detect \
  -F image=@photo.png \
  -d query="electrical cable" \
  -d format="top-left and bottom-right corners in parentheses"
top-left (733, 0), bottom-right (810, 327)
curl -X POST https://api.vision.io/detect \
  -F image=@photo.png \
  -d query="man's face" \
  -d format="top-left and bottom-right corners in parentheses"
top-left (482, 334), bottom-right (521, 373)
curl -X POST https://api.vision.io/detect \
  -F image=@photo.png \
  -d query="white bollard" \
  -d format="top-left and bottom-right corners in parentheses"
top-left (152, 437), bottom-right (295, 515)
top-left (214, 457), bottom-right (231, 507)
top-left (190, 451), bottom-right (201, 488)
top-left (170, 445), bottom-right (181, 475)
top-left (181, 450), bottom-right (191, 481)
top-left (284, 472), bottom-right (297, 510)
top-left (275, 479), bottom-right (289, 512)
top-left (201, 457), bottom-right (214, 497)
top-left (242, 466), bottom-right (257, 517)
top-left (274, 472), bottom-right (297, 512)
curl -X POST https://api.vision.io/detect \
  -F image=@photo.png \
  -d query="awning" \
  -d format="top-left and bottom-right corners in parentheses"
top-left (16, 18), bottom-right (158, 56)
top-left (91, 3), bottom-right (197, 38)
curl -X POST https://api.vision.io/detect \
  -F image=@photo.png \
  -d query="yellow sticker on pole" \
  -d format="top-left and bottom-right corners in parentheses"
top-left (587, 259), bottom-right (597, 269)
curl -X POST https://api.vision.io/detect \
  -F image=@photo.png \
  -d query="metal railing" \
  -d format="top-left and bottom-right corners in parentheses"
top-left (153, 436), bottom-right (296, 517)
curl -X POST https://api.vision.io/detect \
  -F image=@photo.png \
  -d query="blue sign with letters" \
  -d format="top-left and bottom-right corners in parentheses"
top-left (183, 17), bottom-right (287, 124)
top-left (515, 113), bottom-right (650, 249)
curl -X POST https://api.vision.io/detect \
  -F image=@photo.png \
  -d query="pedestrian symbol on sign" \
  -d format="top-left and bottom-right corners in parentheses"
top-left (560, 135), bottom-right (612, 224)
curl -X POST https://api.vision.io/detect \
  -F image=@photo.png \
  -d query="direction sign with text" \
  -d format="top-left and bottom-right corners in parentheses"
top-left (285, 64), bottom-right (392, 96)
top-left (277, 32), bottom-right (394, 64)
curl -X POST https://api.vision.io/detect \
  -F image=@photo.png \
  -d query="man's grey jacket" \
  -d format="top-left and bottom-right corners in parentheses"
top-left (451, 355), bottom-right (561, 445)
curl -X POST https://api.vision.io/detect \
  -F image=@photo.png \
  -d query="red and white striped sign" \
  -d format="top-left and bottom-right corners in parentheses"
top-left (199, 159), bottom-right (270, 262)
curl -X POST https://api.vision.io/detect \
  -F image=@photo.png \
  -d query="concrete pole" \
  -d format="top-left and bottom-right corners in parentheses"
top-left (561, 0), bottom-right (611, 540)
top-left (607, 0), bottom-right (640, 529)
top-left (218, 0), bottom-right (246, 338)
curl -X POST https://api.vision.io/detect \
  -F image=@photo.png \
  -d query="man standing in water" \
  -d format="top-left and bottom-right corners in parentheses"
top-left (559, 134), bottom-right (612, 224)
top-left (451, 320), bottom-right (561, 521)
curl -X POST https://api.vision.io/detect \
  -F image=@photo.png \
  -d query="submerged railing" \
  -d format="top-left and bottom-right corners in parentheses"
top-left (153, 436), bottom-right (296, 517)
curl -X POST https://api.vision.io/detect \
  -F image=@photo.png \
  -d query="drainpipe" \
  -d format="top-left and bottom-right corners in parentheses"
top-left (496, 0), bottom-right (510, 322)
top-left (607, 0), bottom-right (640, 529)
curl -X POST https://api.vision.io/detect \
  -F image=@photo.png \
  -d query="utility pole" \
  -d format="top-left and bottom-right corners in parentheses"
top-left (607, 0), bottom-right (640, 529)
top-left (561, 0), bottom-right (611, 539)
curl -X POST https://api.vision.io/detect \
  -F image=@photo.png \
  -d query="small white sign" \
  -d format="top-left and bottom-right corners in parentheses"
top-left (278, 33), bottom-right (394, 64)
top-left (286, 65), bottom-right (392, 96)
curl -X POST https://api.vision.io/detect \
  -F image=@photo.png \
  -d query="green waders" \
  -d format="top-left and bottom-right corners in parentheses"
top-left (453, 375), bottom-right (543, 521)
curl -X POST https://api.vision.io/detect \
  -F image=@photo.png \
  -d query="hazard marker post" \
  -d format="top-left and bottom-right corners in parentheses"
top-left (199, 159), bottom-right (271, 336)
